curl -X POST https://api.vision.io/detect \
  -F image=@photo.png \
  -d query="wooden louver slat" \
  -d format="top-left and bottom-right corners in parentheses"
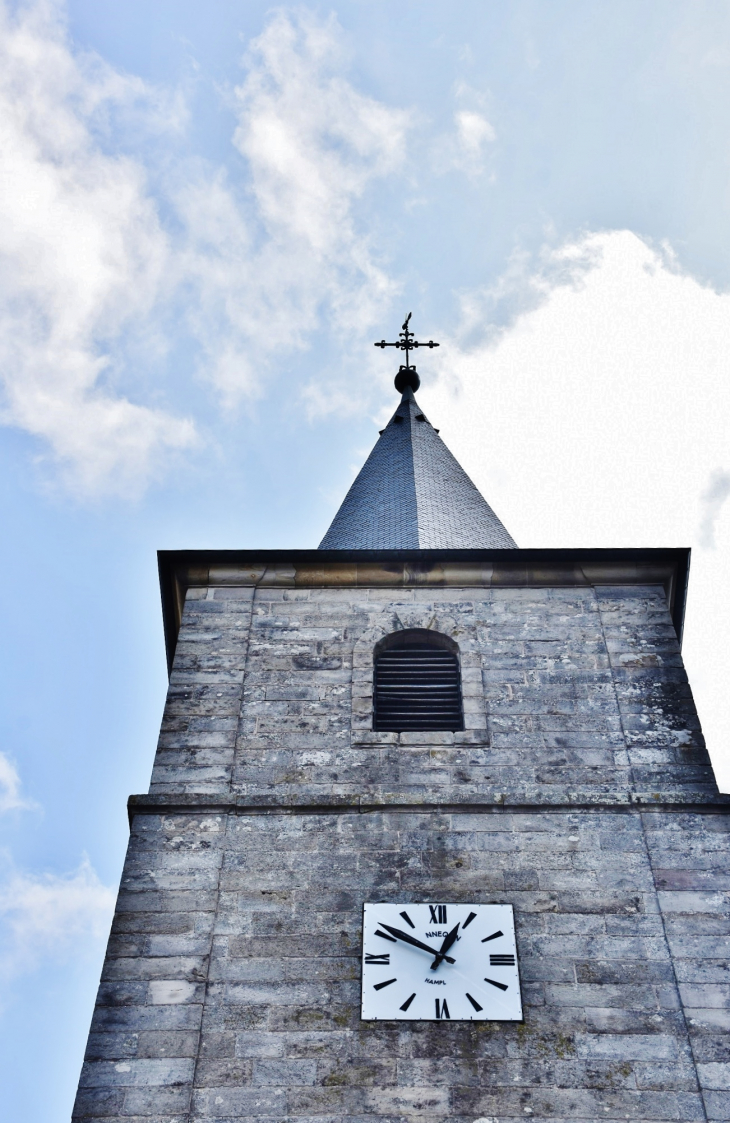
top-left (373, 643), bottom-right (464, 732)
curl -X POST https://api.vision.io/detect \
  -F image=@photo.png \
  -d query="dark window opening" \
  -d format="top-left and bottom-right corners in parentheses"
top-left (373, 630), bottom-right (464, 732)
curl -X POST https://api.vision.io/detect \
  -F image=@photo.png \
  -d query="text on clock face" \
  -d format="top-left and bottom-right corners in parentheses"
top-left (361, 903), bottom-right (523, 1022)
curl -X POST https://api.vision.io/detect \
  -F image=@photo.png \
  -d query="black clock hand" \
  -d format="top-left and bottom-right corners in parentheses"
top-left (378, 924), bottom-right (456, 964)
top-left (430, 922), bottom-right (460, 970)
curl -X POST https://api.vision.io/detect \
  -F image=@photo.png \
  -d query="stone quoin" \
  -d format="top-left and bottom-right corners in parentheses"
top-left (73, 321), bottom-right (730, 1122)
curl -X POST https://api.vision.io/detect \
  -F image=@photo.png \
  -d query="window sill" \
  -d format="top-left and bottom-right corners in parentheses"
top-left (351, 730), bottom-right (490, 746)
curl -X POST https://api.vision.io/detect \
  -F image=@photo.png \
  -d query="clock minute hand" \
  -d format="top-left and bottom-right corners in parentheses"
top-left (430, 922), bottom-right (460, 970)
top-left (379, 924), bottom-right (456, 964)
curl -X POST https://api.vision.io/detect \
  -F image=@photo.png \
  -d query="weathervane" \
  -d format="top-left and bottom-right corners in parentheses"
top-left (374, 313), bottom-right (440, 393)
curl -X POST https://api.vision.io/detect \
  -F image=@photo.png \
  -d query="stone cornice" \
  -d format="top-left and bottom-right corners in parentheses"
top-left (157, 547), bottom-right (691, 673)
top-left (127, 788), bottom-right (730, 827)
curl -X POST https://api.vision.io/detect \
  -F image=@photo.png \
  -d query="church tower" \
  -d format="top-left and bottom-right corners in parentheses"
top-left (74, 318), bottom-right (730, 1122)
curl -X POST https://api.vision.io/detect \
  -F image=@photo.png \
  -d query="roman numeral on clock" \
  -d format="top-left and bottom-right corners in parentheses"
top-left (429, 905), bottom-right (448, 924)
top-left (435, 998), bottom-right (450, 1020)
top-left (490, 954), bottom-right (515, 966)
top-left (365, 953), bottom-right (390, 965)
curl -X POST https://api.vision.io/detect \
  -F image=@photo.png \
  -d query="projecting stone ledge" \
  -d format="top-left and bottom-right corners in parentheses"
top-left (127, 787), bottom-right (730, 825)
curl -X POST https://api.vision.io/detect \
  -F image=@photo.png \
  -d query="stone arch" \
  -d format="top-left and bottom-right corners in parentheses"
top-left (351, 610), bottom-right (488, 743)
top-left (374, 627), bottom-right (459, 657)
top-left (373, 628), bottom-right (464, 732)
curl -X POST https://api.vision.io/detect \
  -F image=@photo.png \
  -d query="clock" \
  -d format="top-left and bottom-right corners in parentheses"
top-left (361, 902), bottom-right (522, 1021)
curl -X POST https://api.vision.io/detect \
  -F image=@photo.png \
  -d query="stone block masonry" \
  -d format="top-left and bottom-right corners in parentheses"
top-left (76, 806), bottom-right (730, 1121)
top-left (149, 581), bottom-right (712, 807)
top-left (73, 560), bottom-right (730, 1122)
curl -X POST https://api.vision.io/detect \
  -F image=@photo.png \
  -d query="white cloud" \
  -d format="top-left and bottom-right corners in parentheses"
top-left (0, 855), bottom-right (115, 980)
top-left (237, 11), bottom-right (406, 250)
top-left (0, 753), bottom-right (111, 982)
top-left (0, 753), bottom-right (36, 814)
top-left (0, 0), bottom-right (196, 497)
top-left (435, 84), bottom-right (497, 177)
top-left (0, 3), bottom-right (410, 475)
top-left (421, 229), bottom-right (730, 787)
top-left (179, 10), bottom-right (410, 403)
top-left (455, 110), bottom-right (496, 160)
top-left (699, 468), bottom-right (730, 548)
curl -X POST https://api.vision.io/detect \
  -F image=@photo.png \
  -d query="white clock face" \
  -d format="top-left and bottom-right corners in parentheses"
top-left (361, 903), bottom-right (522, 1021)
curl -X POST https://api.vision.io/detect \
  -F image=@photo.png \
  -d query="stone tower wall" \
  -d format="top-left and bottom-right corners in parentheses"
top-left (148, 581), bottom-right (712, 805)
top-left (73, 579), bottom-right (730, 1122)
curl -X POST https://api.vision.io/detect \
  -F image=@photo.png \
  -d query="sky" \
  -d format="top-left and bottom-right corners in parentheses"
top-left (1, 0), bottom-right (730, 1117)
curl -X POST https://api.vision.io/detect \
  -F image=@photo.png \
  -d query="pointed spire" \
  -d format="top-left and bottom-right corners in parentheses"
top-left (319, 386), bottom-right (516, 550)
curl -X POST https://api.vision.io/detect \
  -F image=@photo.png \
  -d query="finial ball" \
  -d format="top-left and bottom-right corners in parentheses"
top-left (394, 366), bottom-right (420, 393)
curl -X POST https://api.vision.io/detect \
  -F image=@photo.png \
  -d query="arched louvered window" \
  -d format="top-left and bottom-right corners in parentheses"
top-left (373, 630), bottom-right (464, 732)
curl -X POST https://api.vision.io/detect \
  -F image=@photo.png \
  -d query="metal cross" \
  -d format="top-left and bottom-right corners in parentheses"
top-left (374, 313), bottom-right (439, 372)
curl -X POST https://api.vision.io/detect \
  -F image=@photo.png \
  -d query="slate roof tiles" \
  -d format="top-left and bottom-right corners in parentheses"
top-left (319, 387), bottom-right (516, 550)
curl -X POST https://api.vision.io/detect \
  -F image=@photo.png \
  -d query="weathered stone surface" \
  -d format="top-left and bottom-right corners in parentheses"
top-left (73, 578), bottom-right (729, 1120)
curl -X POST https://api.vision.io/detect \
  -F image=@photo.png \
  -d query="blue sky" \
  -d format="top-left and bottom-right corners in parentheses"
top-left (1, 1), bottom-right (730, 1118)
